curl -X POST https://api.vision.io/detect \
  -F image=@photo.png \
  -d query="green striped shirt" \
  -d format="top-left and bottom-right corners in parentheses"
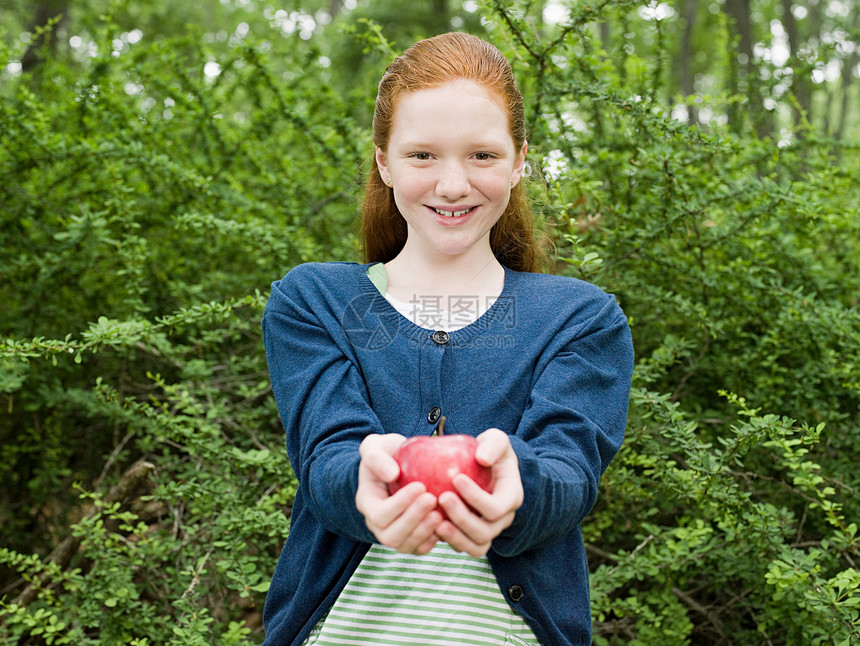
top-left (303, 543), bottom-right (539, 645)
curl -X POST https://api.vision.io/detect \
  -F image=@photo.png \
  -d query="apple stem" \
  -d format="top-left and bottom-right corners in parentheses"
top-left (438, 416), bottom-right (446, 437)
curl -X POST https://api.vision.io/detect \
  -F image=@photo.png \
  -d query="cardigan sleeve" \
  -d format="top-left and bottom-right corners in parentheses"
top-left (491, 294), bottom-right (634, 557)
top-left (262, 268), bottom-right (378, 545)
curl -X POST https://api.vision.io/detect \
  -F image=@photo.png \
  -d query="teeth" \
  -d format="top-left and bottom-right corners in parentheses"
top-left (433, 207), bottom-right (473, 217)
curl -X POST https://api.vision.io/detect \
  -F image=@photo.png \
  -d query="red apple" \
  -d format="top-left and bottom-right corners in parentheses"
top-left (389, 418), bottom-right (492, 519)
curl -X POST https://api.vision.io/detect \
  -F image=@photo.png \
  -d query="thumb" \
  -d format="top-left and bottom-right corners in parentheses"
top-left (474, 428), bottom-right (510, 467)
top-left (360, 434), bottom-right (406, 482)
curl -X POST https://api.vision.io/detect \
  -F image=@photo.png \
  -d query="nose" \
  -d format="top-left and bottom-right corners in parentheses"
top-left (435, 160), bottom-right (471, 199)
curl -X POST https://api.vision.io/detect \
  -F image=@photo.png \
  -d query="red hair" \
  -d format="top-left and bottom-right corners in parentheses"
top-left (360, 32), bottom-right (547, 273)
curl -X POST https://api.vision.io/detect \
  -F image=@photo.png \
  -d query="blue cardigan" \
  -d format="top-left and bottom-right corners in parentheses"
top-left (261, 262), bottom-right (634, 645)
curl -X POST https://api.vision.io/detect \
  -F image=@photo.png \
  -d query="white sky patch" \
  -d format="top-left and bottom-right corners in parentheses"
top-left (812, 58), bottom-right (841, 83)
top-left (556, 109), bottom-right (589, 134)
top-left (542, 150), bottom-right (569, 181)
top-left (543, 1), bottom-right (570, 25)
top-left (5, 60), bottom-right (22, 77)
top-left (69, 35), bottom-right (98, 58)
top-left (772, 77), bottom-right (791, 98)
top-left (770, 20), bottom-right (790, 67)
top-left (463, 1), bottom-right (478, 12)
top-left (125, 29), bottom-right (143, 44)
top-left (204, 61), bottom-right (222, 79)
top-left (826, 0), bottom-right (850, 18)
top-left (639, 2), bottom-right (675, 21)
top-left (830, 29), bottom-right (854, 53)
top-left (754, 20), bottom-right (790, 68)
top-left (228, 22), bottom-right (250, 46)
top-left (671, 104), bottom-right (689, 122)
top-left (270, 10), bottom-right (316, 39)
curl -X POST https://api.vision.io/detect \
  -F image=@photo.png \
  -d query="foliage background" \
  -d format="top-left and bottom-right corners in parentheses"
top-left (1, 0), bottom-right (858, 644)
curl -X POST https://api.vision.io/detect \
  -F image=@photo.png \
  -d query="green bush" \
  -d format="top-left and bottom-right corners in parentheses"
top-left (1, 11), bottom-right (349, 642)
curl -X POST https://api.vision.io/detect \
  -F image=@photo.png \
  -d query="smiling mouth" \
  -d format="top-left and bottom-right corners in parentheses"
top-left (431, 206), bottom-right (476, 217)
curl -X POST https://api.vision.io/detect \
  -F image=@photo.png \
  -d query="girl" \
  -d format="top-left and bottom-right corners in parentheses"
top-left (261, 32), bottom-right (633, 646)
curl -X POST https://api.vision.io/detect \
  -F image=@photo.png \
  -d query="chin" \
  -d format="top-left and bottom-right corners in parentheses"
top-left (436, 244), bottom-right (482, 258)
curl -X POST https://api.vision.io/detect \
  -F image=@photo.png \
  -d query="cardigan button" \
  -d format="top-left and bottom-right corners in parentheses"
top-left (507, 584), bottom-right (525, 602)
top-left (427, 407), bottom-right (442, 424)
top-left (431, 330), bottom-right (450, 345)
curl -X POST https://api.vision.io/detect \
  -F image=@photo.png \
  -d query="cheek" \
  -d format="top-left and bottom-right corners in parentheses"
top-left (392, 170), bottom-right (434, 200)
top-left (479, 169), bottom-right (515, 198)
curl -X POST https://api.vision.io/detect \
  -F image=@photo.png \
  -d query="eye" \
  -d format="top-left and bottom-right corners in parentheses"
top-left (474, 152), bottom-right (495, 161)
top-left (408, 151), bottom-right (432, 160)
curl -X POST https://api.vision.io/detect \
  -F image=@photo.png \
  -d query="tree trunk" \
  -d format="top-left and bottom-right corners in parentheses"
top-left (722, 0), bottom-right (771, 137)
top-left (432, 0), bottom-right (449, 24)
top-left (779, 0), bottom-right (813, 130)
top-left (834, 9), bottom-right (859, 142)
top-left (599, 20), bottom-right (610, 52)
top-left (679, 0), bottom-right (699, 125)
top-left (21, 0), bottom-right (70, 72)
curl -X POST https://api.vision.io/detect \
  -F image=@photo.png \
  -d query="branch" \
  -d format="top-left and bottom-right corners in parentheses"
top-left (13, 459), bottom-right (156, 607)
top-left (672, 586), bottom-right (728, 640)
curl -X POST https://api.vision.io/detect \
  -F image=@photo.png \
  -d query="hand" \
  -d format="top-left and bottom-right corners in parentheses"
top-left (435, 428), bottom-right (524, 557)
top-left (355, 433), bottom-right (443, 555)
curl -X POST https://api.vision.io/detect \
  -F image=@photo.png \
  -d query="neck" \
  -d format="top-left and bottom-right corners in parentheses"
top-left (384, 243), bottom-right (505, 302)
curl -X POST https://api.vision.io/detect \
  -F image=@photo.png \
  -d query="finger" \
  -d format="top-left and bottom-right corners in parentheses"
top-left (359, 434), bottom-right (407, 482)
top-left (359, 432), bottom-right (407, 457)
top-left (435, 511), bottom-right (492, 558)
top-left (362, 450), bottom-right (400, 483)
top-left (413, 535), bottom-right (439, 555)
top-left (361, 481), bottom-right (426, 528)
top-left (405, 509), bottom-right (444, 555)
top-left (355, 458), bottom-right (406, 518)
top-left (452, 473), bottom-right (521, 523)
top-left (437, 489), bottom-right (508, 545)
top-left (474, 428), bottom-right (509, 467)
top-left (375, 494), bottom-right (441, 552)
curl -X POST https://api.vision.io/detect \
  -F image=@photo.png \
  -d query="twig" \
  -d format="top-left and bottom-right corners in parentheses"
top-left (95, 429), bottom-right (137, 488)
top-left (608, 534), bottom-right (655, 576)
top-left (13, 459), bottom-right (155, 607)
top-left (672, 586), bottom-right (728, 640)
top-left (180, 547), bottom-right (214, 600)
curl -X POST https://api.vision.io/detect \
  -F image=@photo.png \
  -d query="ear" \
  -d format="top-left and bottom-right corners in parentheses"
top-left (375, 146), bottom-right (390, 184)
top-left (511, 141), bottom-right (528, 187)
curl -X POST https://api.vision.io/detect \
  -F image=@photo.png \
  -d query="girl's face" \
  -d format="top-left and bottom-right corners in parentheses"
top-left (376, 80), bottom-right (527, 263)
